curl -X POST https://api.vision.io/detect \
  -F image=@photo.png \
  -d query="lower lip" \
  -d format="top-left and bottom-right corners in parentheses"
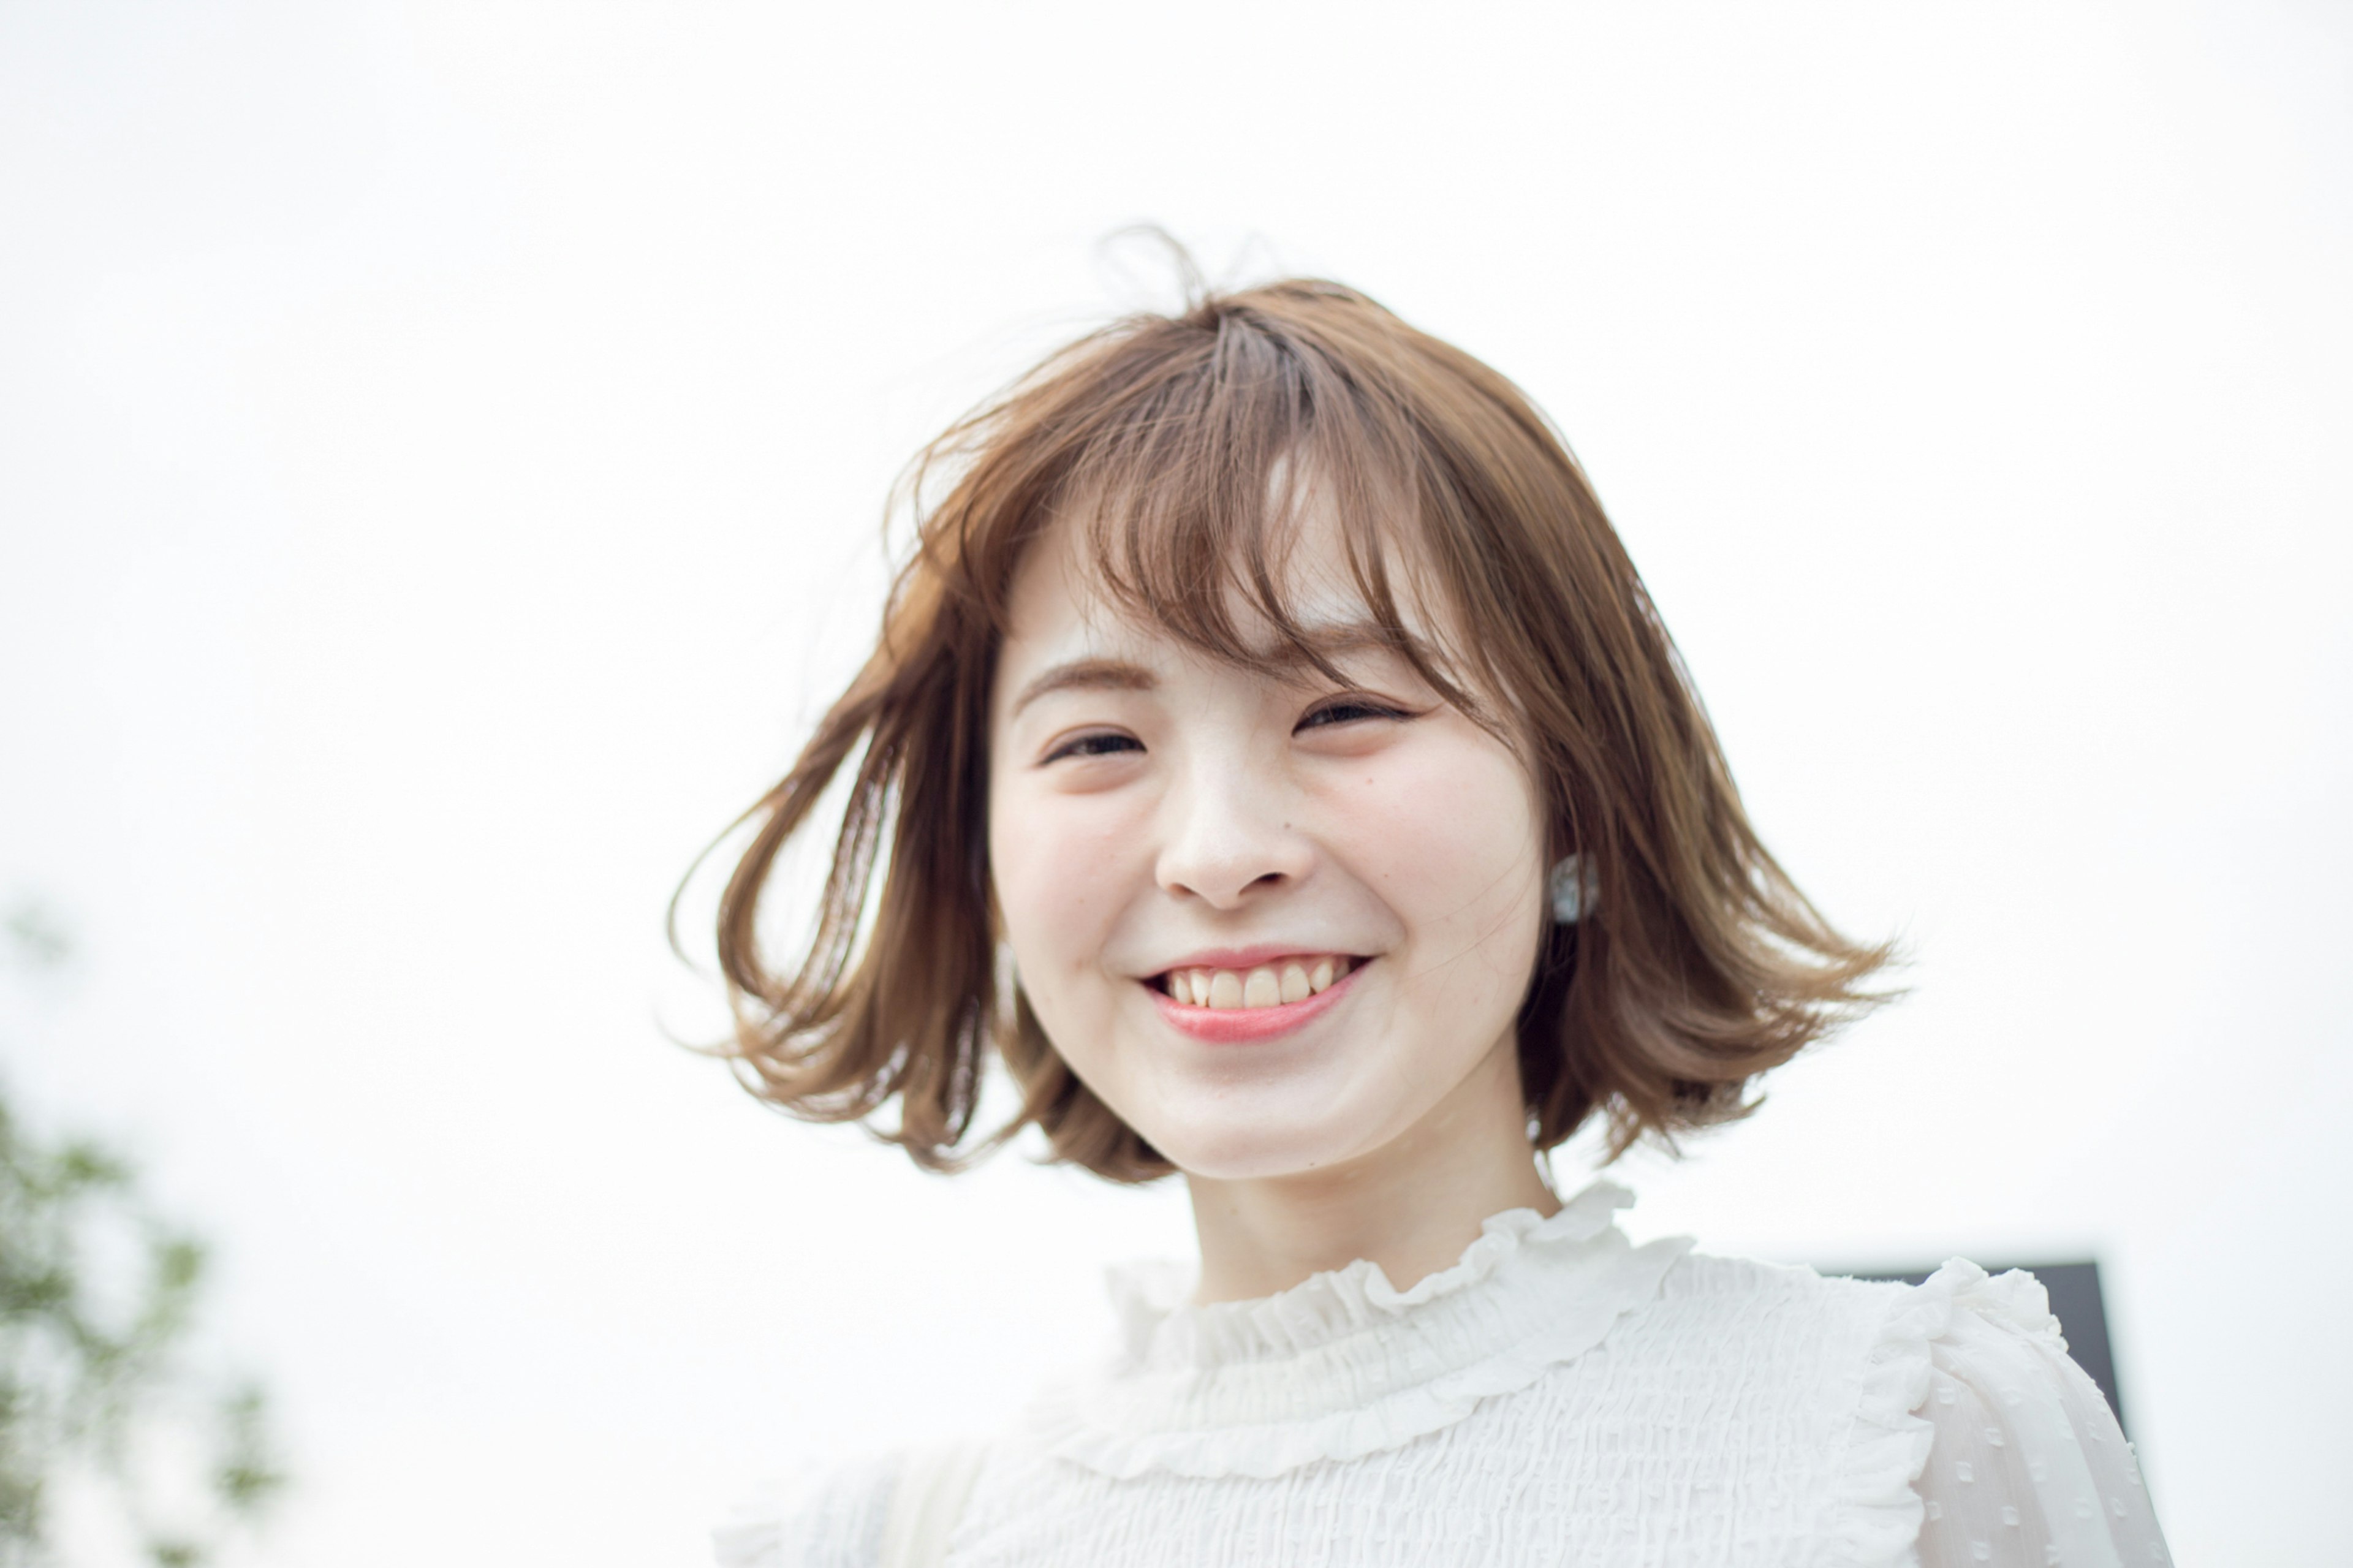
top-left (1146, 961), bottom-right (1368, 1044)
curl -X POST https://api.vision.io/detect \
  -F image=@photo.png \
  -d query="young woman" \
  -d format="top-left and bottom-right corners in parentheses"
top-left (703, 276), bottom-right (2170, 1567)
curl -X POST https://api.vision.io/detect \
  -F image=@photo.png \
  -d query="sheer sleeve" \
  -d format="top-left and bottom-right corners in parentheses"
top-left (1908, 1263), bottom-right (2171, 1568)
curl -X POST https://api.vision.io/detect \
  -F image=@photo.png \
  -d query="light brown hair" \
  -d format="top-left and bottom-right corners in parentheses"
top-left (697, 274), bottom-right (1891, 1181)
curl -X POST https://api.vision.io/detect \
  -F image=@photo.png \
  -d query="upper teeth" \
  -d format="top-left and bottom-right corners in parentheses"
top-left (1165, 957), bottom-right (1352, 1009)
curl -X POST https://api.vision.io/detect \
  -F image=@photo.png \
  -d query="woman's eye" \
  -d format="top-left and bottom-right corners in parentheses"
top-left (1298, 697), bottom-right (1412, 732)
top-left (1044, 731), bottom-right (1143, 763)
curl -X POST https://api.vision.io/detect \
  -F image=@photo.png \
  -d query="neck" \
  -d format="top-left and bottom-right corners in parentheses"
top-left (1183, 1036), bottom-right (1560, 1304)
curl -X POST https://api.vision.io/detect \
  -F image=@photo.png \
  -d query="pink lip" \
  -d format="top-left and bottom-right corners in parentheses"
top-left (1147, 959), bottom-right (1369, 1045)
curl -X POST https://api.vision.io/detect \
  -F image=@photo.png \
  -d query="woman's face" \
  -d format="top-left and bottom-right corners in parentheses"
top-left (986, 518), bottom-right (1550, 1182)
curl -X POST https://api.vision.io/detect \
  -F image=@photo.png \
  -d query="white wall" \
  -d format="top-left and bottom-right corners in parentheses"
top-left (2, 2), bottom-right (2345, 1562)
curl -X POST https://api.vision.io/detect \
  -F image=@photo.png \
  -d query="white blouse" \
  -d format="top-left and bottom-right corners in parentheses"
top-left (718, 1183), bottom-right (2171, 1567)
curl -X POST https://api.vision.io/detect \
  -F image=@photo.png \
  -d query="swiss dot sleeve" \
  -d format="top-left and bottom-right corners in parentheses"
top-left (1907, 1263), bottom-right (2171, 1568)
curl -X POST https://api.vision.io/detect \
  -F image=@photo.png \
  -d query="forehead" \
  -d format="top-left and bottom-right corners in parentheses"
top-left (993, 501), bottom-right (1453, 692)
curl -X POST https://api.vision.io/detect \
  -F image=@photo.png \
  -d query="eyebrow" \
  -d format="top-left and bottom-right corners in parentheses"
top-left (1007, 627), bottom-right (1441, 717)
top-left (1261, 624), bottom-right (1408, 668)
top-left (1009, 657), bottom-right (1159, 716)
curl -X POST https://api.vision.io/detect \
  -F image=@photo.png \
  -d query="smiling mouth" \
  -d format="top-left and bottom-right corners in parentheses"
top-left (1158, 956), bottom-right (1360, 1011)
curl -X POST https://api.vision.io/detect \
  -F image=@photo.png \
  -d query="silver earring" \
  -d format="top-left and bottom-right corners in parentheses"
top-left (1548, 854), bottom-right (1597, 924)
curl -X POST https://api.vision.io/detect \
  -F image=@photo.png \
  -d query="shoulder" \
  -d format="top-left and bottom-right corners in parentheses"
top-left (712, 1452), bottom-right (901, 1568)
top-left (1626, 1251), bottom-right (2167, 1564)
top-left (1898, 1261), bottom-right (2171, 1566)
top-left (1658, 1247), bottom-right (1903, 1311)
top-left (1593, 1249), bottom-right (1915, 1413)
top-left (1643, 1246), bottom-right (1911, 1355)
top-left (1645, 1245), bottom-right (2078, 1365)
top-left (1809, 1256), bottom-right (2170, 1567)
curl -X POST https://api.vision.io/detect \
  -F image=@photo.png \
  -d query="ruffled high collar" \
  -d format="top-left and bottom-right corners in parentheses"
top-left (1028, 1181), bottom-right (1693, 1480)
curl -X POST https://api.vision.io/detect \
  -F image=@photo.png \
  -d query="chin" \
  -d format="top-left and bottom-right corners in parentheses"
top-left (1144, 1103), bottom-right (1388, 1184)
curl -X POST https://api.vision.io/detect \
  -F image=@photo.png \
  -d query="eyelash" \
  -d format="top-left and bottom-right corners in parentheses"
top-left (1039, 696), bottom-right (1414, 764)
top-left (1042, 731), bottom-right (1144, 763)
top-left (1298, 695), bottom-right (1413, 730)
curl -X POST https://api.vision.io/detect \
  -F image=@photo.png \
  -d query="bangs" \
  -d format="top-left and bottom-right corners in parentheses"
top-left (985, 302), bottom-right (1492, 719)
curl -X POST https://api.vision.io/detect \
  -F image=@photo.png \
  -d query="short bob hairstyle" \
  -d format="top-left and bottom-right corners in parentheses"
top-left (704, 274), bottom-right (1890, 1183)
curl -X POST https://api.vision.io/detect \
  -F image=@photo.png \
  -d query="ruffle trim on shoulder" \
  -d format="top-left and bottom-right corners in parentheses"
top-left (1829, 1259), bottom-right (2065, 1567)
top-left (1031, 1182), bottom-right (1693, 1480)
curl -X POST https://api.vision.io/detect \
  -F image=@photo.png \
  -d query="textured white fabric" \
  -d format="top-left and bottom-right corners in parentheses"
top-left (879, 1441), bottom-right (989, 1568)
top-left (715, 1184), bottom-right (2170, 1568)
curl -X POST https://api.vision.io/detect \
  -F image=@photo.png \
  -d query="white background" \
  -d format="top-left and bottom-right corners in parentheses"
top-left (3, 2), bottom-right (2347, 1562)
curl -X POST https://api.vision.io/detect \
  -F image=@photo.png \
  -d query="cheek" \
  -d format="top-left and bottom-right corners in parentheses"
top-left (1328, 732), bottom-right (1545, 978)
top-left (987, 777), bottom-right (1143, 991)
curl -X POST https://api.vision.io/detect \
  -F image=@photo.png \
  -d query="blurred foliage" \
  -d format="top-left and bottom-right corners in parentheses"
top-left (0, 902), bottom-right (285, 1567)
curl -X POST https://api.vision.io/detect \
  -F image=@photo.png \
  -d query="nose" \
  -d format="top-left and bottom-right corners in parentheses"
top-left (1153, 756), bottom-right (1314, 910)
